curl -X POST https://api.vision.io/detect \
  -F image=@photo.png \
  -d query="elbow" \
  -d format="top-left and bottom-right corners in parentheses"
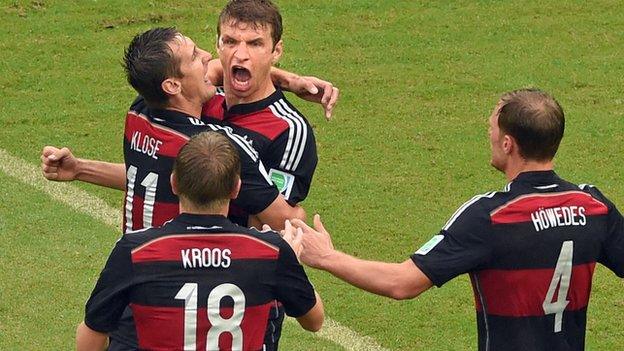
top-left (301, 313), bottom-right (324, 332)
top-left (292, 205), bottom-right (306, 221)
top-left (386, 283), bottom-right (423, 301)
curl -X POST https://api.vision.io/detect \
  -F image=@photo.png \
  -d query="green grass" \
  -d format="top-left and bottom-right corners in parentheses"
top-left (1, 0), bottom-right (623, 350)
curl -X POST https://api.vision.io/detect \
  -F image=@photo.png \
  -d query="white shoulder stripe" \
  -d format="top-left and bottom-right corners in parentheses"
top-left (269, 99), bottom-right (308, 171)
top-left (534, 184), bottom-right (558, 190)
top-left (443, 191), bottom-right (497, 231)
top-left (268, 103), bottom-right (297, 170)
top-left (278, 99), bottom-right (308, 170)
top-left (206, 124), bottom-right (258, 161)
top-left (579, 183), bottom-right (595, 190)
top-left (215, 87), bottom-right (225, 95)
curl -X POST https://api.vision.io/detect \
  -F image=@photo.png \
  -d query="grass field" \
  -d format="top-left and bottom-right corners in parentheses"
top-left (1, 0), bottom-right (623, 350)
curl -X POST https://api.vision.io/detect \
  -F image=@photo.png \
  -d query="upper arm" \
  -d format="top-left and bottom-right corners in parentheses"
top-left (388, 259), bottom-right (434, 300)
top-left (600, 204), bottom-right (624, 277)
top-left (255, 196), bottom-right (306, 230)
top-left (84, 241), bottom-right (134, 333)
top-left (410, 198), bottom-right (493, 287)
top-left (275, 241), bottom-right (317, 318)
top-left (295, 291), bottom-right (324, 332)
top-left (232, 153), bottom-right (280, 215)
top-left (76, 322), bottom-right (109, 351)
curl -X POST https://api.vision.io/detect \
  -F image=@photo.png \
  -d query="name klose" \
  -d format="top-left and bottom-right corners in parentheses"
top-left (531, 206), bottom-right (586, 232)
top-left (130, 131), bottom-right (162, 160)
top-left (181, 248), bottom-right (231, 269)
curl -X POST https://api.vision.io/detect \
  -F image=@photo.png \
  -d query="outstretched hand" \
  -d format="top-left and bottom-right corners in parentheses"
top-left (40, 146), bottom-right (79, 182)
top-left (291, 214), bottom-right (335, 269)
top-left (280, 220), bottom-right (303, 260)
top-left (289, 76), bottom-right (339, 120)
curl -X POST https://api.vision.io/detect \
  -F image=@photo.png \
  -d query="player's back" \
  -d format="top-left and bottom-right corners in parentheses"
top-left (124, 214), bottom-right (296, 351)
top-left (471, 171), bottom-right (623, 350)
top-left (123, 97), bottom-right (277, 232)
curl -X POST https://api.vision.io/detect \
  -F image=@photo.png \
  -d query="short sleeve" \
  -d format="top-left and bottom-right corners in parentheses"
top-left (232, 149), bottom-right (280, 215)
top-left (84, 239), bottom-right (134, 333)
top-left (599, 201), bottom-right (624, 277)
top-left (264, 117), bottom-right (317, 205)
top-left (411, 197), bottom-right (493, 287)
top-left (274, 241), bottom-right (316, 317)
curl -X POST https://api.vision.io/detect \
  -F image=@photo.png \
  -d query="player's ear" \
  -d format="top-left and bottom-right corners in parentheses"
top-left (171, 172), bottom-right (179, 196)
top-left (502, 134), bottom-right (514, 155)
top-left (230, 177), bottom-right (241, 200)
top-left (271, 40), bottom-right (283, 64)
top-left (216, 34), bottom-right (222, 53)
top-left (162, 77), bottom-right (181, 96)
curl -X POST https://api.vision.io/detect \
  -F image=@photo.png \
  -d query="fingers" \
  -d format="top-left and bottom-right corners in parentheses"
top-left (290, 218), bottom-right (312, 232)
top-left (42, 146), bottom-right (71, 162)
top-left (313, 214), bottom-right (327, 234)
top-left (280, 220), bottom-right (292, 239)
top-left (324, 87), bottom-right (340, 120)
top-left (304, 80), bottom-right (319, 95)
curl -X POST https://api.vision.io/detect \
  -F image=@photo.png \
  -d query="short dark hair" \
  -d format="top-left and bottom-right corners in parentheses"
top-left (123, 27), bottom-right (183, 107)
top-left (217, 0), bottom-right (283, 48)
top-left (173, 132), bottom-right (241, 209)
top-left (498, 89), bottom-right (565, 161)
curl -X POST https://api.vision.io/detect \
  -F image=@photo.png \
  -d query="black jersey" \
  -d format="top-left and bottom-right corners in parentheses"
top-left (123, 96), bottom-right (279, 231)
top-left (411, 171), bottom-right (624, 351)
top-left (202, 88), bottom-right (317, 206)
top-left (85, 213), bottom-right (316, 351)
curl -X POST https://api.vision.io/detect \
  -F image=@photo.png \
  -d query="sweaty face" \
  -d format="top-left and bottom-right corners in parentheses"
top-left (169, 35), bottom-right (216, 105)
top-left (217, 20), bottom-right (282, 104)
top-left (489, 102), bottom-right (506, 172)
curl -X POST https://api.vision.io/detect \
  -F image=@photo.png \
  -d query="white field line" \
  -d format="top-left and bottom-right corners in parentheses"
top-left (0, 148), bottom-right (390, 351)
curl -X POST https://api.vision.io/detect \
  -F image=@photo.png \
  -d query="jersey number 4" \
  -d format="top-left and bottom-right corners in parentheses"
top-left (542, 240), bottom-right (573, 333)
top-left (175, 283), bottom-right (246, 350)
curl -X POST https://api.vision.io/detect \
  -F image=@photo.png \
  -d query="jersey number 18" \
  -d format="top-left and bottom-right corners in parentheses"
top-left (175, 282), bottom-right (246, 350)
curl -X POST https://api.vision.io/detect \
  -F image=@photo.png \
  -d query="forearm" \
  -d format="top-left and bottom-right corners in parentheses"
top-left (76, 322), bottom-right (108, 351)
top-left (319, 253), bottom-right (430, 300)
top-left (76, 159), bottom-right (125, 190)
top-left (270, 67), bottom-right (300, 92)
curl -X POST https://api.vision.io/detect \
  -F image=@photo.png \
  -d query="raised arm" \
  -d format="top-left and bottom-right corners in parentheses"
top-left (41, 146), bottom-right (125, 190)
top-left (292, 215), bottom-right (434, 300)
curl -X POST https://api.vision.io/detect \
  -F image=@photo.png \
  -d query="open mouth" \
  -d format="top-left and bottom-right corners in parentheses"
top-left (231, 65), bottom-right (251, 90)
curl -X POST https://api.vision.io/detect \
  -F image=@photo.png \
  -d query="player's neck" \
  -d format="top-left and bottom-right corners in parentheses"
top-left (179, 200), bottom-right (229, 217)
top-left (224, 80), bottom-right (276, 108)
top-left (505, 159), bottom-right (554, 181)
top-left (166, 98), bottom-right (202, 118)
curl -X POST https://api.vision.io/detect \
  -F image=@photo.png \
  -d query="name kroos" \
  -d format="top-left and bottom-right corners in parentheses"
top-left (531, 206), bottom-right (587, 232)
top-left (181, 248), bottom-right (231, 269)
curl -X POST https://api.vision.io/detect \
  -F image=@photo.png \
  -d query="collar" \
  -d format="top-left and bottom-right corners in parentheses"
top-left (222, 88), bottom-right (284, 119)
top-left (512, 170), bottom-right (561, 185)
top-left (173, 213), bottom-right (233, 228)
top-left (148, 107), bottom-right (198, 125)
